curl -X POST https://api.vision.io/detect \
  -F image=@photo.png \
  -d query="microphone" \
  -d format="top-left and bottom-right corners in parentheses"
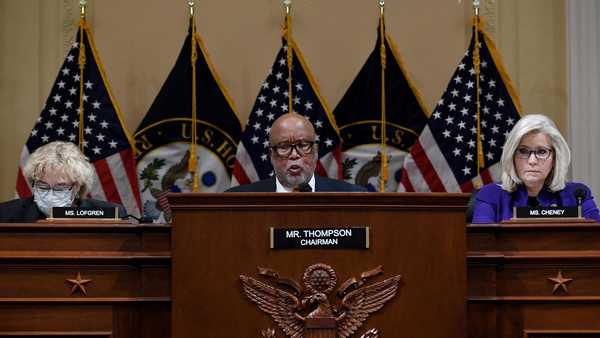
top-left (124, 214), bottom-right (155, 224)
top-left (297, 182), bottom-right (312, 192)
top-left (574, 185), bottom-right (586, 207)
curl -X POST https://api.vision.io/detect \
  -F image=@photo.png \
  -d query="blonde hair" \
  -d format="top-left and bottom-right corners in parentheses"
top-left (23, 141), bottom-right (95, 197)
top-left (500, 114), bottom-right (570, 192)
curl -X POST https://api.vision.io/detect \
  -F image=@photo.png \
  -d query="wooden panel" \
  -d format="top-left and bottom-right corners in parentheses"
top-left (0, 223), bottom-right (171, 338)
top-left (0, 265), bottom-right (169, 298)
top-left (0, 224), bottom-right (170, 252)
top-left (467, 303), bottom-right (496, 338)
top-left (170, 192), bottom-right (469, 338)
top-left (0, 332), bottom-right (111, 337)
top-left (525, 330), bottom-right (600, 338)
top-left (0, 306), bottom-right (113, 331)
top-left (468, 221), bottom-right (600, 338)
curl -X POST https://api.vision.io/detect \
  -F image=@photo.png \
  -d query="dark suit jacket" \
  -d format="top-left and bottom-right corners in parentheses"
top-left (0, 197), bottom-right (127, 223)
top-left (225, 175), bottom-right (367, 192)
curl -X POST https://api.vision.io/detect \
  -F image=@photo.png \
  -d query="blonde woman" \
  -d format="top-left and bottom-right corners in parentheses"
top-left (0, 141), bottom-right (125, 222)
top-left (472, 114), bottom-right (600, 223)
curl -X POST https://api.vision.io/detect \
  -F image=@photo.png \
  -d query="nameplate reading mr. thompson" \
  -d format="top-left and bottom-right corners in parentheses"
top-left (270, 227), bottom-right (369, 249)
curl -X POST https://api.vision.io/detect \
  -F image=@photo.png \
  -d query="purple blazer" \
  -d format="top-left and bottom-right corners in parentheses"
top-left (472, 182), bottom-right (600, 223)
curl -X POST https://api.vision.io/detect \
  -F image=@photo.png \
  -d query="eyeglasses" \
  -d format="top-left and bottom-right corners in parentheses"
top-left (514, 147), bottom-right (553, 160)
top-left (270, 141), bottom-right (315, 157)
top-left (34, 182), bottom-right (74, 195)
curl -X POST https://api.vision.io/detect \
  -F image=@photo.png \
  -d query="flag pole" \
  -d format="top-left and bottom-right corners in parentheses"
top-left (472, 0), bottom-right (484, 189)
top-left (188, 1), bottom-right (200, 192)
top-left (283, 0), bottom-right (294, 115)
top-left (77, 0), bottom-right (87, 153)
top-left (378, 0), bottom-right (388, 192)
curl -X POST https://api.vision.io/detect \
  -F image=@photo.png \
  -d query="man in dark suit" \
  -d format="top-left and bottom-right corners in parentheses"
top-left (0, 141), bottom-right (126, 222)
top-left (227, 113), bottom-right (366, 193)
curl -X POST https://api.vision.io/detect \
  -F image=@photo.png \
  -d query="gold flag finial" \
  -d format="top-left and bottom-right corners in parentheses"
top-left (79, 0), bottom-right (87, 18)
top-left (188, 1), bottom-right (195, 17)
top-left (473, 0), bottom-right (481, 15)
top-left (283, 0), bottom-right (292, 14)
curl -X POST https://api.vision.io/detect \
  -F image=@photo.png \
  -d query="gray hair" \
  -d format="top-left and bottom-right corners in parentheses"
top-left (23, 141), bottom-right (95, 197)
top-left (500, 114), bottom-right (570, 192)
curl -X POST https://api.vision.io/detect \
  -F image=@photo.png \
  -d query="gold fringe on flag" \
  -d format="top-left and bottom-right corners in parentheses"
top-left (284, 2), bottom-right (294, 115)
top-left (188, 2), bottom-right (200, 192)
top-left (379, 2), bottom-right (388, 192)
top-left (473, 3), bottom-right (484, 190)
top-left (77, 3), bottom-right (87, 153)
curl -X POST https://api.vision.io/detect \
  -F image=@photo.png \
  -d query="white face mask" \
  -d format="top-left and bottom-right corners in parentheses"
top-left (33, 187), bottom-right (75, 216)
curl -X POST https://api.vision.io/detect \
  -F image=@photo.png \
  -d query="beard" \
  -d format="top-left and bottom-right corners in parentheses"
top-left (278, 171), bottom-right (311, 188)
top-left (274, 158), bottom-right (316, 189)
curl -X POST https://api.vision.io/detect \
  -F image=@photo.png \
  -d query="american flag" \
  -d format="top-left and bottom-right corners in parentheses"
top-left (232, 33), bottom-right (341, 186)
top-left (398, 22), bottom-right (521, 192)
top-left (16, 20), bottom-right (142, 216)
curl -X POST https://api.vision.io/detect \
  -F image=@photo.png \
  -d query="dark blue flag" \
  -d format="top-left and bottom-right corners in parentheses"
top-left (334, 20), bottom-right (429, 192)
top-left (134, 19), bottom-right (242, 221)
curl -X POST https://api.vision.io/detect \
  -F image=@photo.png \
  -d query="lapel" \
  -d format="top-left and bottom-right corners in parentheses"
top-left (21, 197), bottom-right (45, 221)
top-left (268, 177), bottom-right (277, 192)
top-left (314, 175), bottom-right (324, 192)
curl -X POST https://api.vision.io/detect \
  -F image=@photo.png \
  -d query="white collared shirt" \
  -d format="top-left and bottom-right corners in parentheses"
top-left (275, 175), bottom-right (315, 192)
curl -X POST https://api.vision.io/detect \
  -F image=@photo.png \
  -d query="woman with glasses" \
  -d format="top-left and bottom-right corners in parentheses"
top-left (0, 141), bottom-right (126, 222)
top-left (472, 114), bottom-right (600, 223)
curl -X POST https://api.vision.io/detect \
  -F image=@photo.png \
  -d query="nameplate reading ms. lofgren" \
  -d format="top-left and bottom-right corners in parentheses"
top-left (50, 207), bottom-right (119, 219)
top-left (270, 227), bottom-right (369, 249)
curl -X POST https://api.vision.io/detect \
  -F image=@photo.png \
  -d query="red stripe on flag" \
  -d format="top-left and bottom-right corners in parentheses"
top-left (411, 142), bottom-right (446, 192)
top-left (400, 169), bottom-right (415, 192)
top-left (16, 167), bottom-right (32, 197)
top-left (315, 162), bottom-right (326, 177)
top-left (316, 147), bottom-right (341, 179)
top-left (156, 190), bottom-right (172, 221)
top-left (93, 159), bottom-right (123, 205)
top-left (481, 169), bottom-right (493, 185)
top-left (232, 160), bottom-right (251, 185)
top-left (333, 146), bottom-right (342, 179)
top-left (460, 179), bottom-right (474, 192)
top-left (119, 149), bottom-right (142, 211)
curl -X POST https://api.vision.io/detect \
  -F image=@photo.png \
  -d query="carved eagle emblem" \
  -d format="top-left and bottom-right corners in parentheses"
top-left (240, 263), bottom-right (401, 338)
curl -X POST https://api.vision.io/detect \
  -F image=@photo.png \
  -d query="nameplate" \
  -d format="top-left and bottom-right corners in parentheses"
top-left (270, 227), bottom-right (369, 250)
top-left (50, 207), bottom-right (119, 220)
top-left (514, 206), bottom-right (579, 219)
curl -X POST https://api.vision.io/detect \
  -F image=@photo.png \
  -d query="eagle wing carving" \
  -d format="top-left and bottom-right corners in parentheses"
top-left (240, 275), bottom-right (304, 338)
top-left (336, 275), bottom-right (402, 338)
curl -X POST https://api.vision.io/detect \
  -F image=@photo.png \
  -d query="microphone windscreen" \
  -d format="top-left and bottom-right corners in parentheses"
top-left (574, 187), bottom-right (586, 200)
top-left (298, 182), bottom-right (312, 192)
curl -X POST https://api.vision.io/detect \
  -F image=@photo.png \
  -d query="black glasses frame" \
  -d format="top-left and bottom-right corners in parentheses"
top-left (514, 147), bottom-right (553, 160)
top-left (269, 141), bottom-right (316, 157)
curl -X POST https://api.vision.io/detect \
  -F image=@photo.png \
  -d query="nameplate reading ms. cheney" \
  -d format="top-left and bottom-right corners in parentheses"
top-left (270, 227), bottom-right (369, 249)
top-left (515, 206), bottom-right (579, 219)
